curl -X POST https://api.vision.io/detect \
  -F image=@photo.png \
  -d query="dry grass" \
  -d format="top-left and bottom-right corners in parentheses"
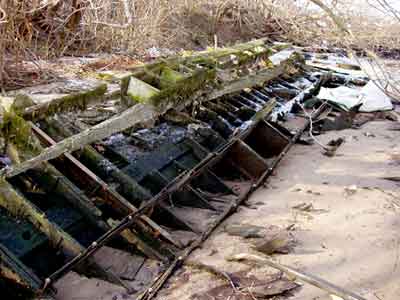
top-left (1, 0), bottom-right (400, 91)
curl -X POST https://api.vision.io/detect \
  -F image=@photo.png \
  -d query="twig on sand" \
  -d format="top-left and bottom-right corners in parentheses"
top-left (229, 253), bottom-right (367, 300)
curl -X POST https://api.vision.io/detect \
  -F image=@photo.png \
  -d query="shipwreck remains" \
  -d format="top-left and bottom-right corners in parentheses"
top-left (0, 39), bottom-right (369, 299)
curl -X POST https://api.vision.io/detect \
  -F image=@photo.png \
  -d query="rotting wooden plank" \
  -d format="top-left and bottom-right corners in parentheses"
top-left (22, 84), bottom-right (108, 122)
top-left (33, 124), bottom-right (181, 249)
top-left (1, 104), bottom-right (157, 179)
top-left (207, 62), bottom-right (289, 101)
top-left (0, 180), bottom-right (125, 288)
top-left (35, 121), bottom-right (183, 250)
top-left (30, 163), bottom-right (109, 231)
top-left (1, 53), bottom-right (301, 180)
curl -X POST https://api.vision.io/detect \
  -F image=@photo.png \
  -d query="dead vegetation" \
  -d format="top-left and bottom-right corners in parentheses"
top-left (1, 0), bottom-right (400, 91)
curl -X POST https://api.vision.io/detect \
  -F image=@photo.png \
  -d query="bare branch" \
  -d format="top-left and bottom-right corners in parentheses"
top-left (0, 5), bottom-right (7, 24)
top-left (89, 0), bottom-right (134, 29)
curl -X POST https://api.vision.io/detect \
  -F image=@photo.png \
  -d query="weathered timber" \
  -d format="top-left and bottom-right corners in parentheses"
top-left (121, 43), bottom-right (295, 110)
top-left (126, 67), bottom-right (217, 110)
top-left (39, 97), bottom-right (282, 289)
top-left (0, 180), bottom-right (124, 287)
top-left (22, 84), bottom-right (108, 122)
top-left (32, 123), bottom-right (181, 250)
top-left (34, 126), bottom-right (172, 259)
top-left (207, 61), bottom-right (291, 101)
top-left (1, 103), bottom-right (157, 179)
top-left (0, 51), bottom-right (302, 179)
top-left (28, 164), bottom-right (109, 231)
top-left (126, 38), bottom-right (272, 75)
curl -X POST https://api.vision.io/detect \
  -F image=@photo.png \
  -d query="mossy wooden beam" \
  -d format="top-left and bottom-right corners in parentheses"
top-left (121, 39), bottom-right (276, 104)
top-left (0, 103), bottom-right (157, 179)
top-left (0, 180), bottom-right (83, 256)
top-left (78, 146), bottom-right (184, 250)
top-left (38, 119), bottom-right (182, 249)
top-left (126, 38), bottom-right (272, 74)
top-left (0, 51), bottom-right (302, 180)
top-left (0, 180), bottom-right (124, 287)
top-left (149, 68), bottom-right (217, 111)
top-left (207, 59), bottom-right (295, 101)
top-left (30, 148), bottom-right (168, 260)
top-left (22, 84), bottom-right (108, 122)
top-left (30, 164), bottom-right (109, 231)
top-left (122, 66), bottom-right (216, 109)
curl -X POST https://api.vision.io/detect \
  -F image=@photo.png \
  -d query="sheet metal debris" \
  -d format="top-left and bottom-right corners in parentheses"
top-left (318, 82), bottom-right (393, 112)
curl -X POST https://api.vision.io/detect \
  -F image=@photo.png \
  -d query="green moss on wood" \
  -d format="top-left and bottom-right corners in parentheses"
top-left (150, 67), bottom-right (217, 110)
top-left (1, 109), bottom-right (33, 153)
top-left (23, 84), bottom-right (108, 121)
top-left (159, 67), bottom-right (185, 88)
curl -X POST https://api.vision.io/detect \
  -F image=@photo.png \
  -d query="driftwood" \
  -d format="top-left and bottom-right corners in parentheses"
top-left (230, 253), bottom-right (367, 300)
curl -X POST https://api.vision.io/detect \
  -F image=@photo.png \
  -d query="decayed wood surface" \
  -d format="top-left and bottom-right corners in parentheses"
top-left (22, 84), bottom-right (108, 121)
top-left (1, 53), bottom-right (300, 180)
top-left (1, 103), bottom-right (157, 178)
top-left (207, 62), bottom-right (288, 100)
top-left (0, 180), bottom-right (125, 287)
top-left (34, 121), bottom-right (183, 249)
